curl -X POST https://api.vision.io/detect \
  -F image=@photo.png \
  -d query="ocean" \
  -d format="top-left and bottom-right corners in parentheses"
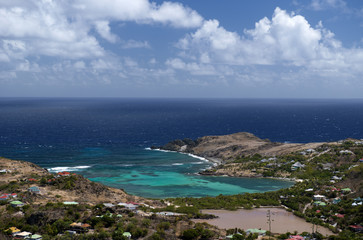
top-left (1, 98), bottom-right (362, 198)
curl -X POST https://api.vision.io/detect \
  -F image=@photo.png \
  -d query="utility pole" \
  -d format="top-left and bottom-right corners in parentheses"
top-left (267, 210), bottom-right (274, 239)
top-left (312, 222), bottom-right (315, 235)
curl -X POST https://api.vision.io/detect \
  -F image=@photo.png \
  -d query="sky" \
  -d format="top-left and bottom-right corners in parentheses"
top-left (0, 0), bottom-right (363, 98)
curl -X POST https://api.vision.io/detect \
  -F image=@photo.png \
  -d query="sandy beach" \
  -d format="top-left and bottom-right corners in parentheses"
top-left (194, 208), bottom-right (334, 236)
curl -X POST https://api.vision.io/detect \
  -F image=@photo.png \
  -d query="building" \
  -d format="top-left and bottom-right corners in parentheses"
top-left (285, 235), bottom-right (304, 240)
top-left (70, 222), bottom-right (91, 233)
top-left (103, 203), bottom-right (115, 208)
top-left (341, 188), bottom-right (351, 193)
top-left (30, 234), bottom-right (43, 239)
top-left (57, 171), bottom-right (71, 176)
top-left (291, 162), bottom-right (305, 171)
top-left (0, 195), bottom-right (9, 201)
top-left (7, 227), bottom-right (21, 236)
top-left (122, 232), bottom-right (132, 239)
top-left (118, 202), bottom-right (138, 210)
top-left (245, 228), bottom-right (266, 236)
top-left (349, 225), bottom-right (363, 233)
top-left (63, 201), bottom-right (79, 205)
top-left (14, 231), bottom-right (32, 239)
top-left (313, 194), bottom-right (325, 201)
top-left (10, 201), bottom-right (25, 207)
top-left (314, 201), bottom-right (326, 206)
top-left (28, 186), bottom-right (40, 194)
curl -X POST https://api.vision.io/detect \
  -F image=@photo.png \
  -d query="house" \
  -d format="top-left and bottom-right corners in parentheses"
top-left (332, 176), bottom-right (342, 180)
top-left (285, 235), bottom-right (305, 240)
top-left (47, 178), bottom-right (56, 183)
top-left (14, 231), bottom-right (32, 239)
top-left (352, 197), bottom-right (362, 206)
top-left (349, 225), bottom-right (363, 233)
top-left (70, 222), bottom-right (91, 233)
top-left (30, 234), bottom-right (43, 239)
top-left (291, 162), bottom-right (305, 170)
top-left (28, 186), bottom-right (40, 194)
top-left (0, 195), bottom-right (9, 201)
top-left (57, 171), bottom-right (71, 176)
top-left (156, 211), bottom-right (183, 216)
top-left (246, 229), bottom-right (266, 236)
top-left (335, 213), bottom-right (344, 218)
top-left (314, 201), bottom-right (326, 206)
top-left (339, 150), bottom-right (353, 154)
top-left (0, 169), bottom-right (7, 173)
top-left (305, 188), bottom-right (314, 192)
top-left (341, 188), bottom-right (351, 193)
top-left (65, 230), bottom-right (77, 235)
top-left (7, 227), bottom-right (21, 236)
top-left (103, 203), bottom-right (115, 208)
top-left (28, 178), bottom-right (38, 182)
top-left (322, 163), bottom-right (333, 170)
top-left (122, 232), bottom-right (132, 239)
top-left (10, 201), bottom-right (24, 207)
top-left (63, 201), bottom-right (79, 205)
top-left (313, 194), bottom-right (325, 201)
top-left (332, 198), bottom-right (341, 204)
top-left (118, 202), bottom-right (138, 210)
top-left (226, 233), bottom-right (243, 239)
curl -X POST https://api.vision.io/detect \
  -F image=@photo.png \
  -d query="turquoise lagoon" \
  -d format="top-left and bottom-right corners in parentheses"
top-left (47, 148), bottom-right (293, 199)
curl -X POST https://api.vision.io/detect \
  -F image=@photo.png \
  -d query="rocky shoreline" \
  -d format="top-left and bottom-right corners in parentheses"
top-left (152, 132), bottom-right (327, 178)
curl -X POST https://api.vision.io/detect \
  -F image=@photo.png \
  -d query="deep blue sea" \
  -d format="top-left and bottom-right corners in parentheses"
top-left (1, 98), bottom-right (362, 198)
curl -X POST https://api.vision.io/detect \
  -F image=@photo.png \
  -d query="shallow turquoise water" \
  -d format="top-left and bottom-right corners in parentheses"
top-left (45, 148), bottom-right (293, 198)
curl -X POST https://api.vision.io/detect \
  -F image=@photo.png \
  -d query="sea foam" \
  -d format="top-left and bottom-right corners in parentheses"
top-left (48, 165), bottom-right (92, 172)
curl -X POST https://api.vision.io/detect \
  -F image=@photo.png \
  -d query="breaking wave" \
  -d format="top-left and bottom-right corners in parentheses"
top-left (48, 166), bottom-right (92, 172)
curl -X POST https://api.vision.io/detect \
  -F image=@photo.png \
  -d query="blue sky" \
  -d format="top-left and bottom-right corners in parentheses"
top-left (0, 0), bottom-right (363, 98)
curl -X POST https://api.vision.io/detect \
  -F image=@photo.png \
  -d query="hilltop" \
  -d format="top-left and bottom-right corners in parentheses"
top-left (153, 132), bottom-right (326, 161)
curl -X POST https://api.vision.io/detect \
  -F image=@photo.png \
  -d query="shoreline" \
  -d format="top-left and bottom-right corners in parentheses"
top-left (146, 147), bottom-right (223, 166)
top-left (148, 147), bottom-right (299, 183)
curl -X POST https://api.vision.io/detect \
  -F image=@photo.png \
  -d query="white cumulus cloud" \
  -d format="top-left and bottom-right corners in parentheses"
top-left (0, 0), bottom-right (203, 61)
top-left (176, 7), bottom-right (363, 82)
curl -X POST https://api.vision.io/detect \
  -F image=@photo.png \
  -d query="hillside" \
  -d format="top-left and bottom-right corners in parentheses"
top-left (153, 132), bottom-right (326, 161)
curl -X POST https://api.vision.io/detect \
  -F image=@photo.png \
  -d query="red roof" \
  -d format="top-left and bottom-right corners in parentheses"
top-left (316, 210), bottom-right (321, 213)
top-left (28, 178), bottom-right (37, 181)
top-left (286, 236), bottom-right (304, 240)
top-left (58, 171), bottom-right (70, 176)
top-left (0, 195), bottom-right (8, 199)
top-left (335, 214), bottom-right (345, 218)
top-left (350, 225), bottom-right (363, 229)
